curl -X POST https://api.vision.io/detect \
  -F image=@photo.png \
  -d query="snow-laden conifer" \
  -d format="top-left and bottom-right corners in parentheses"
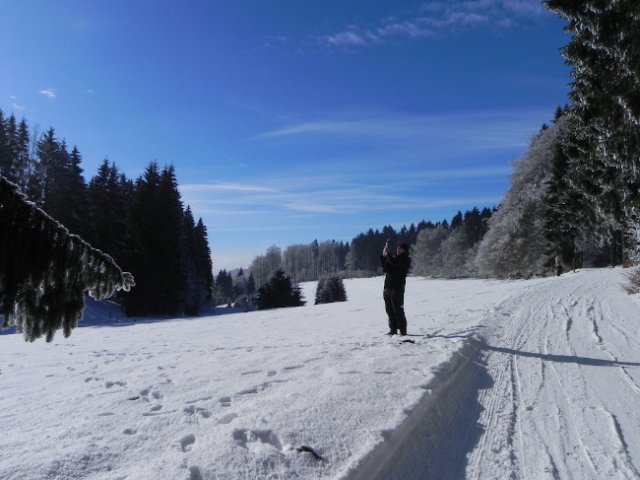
top-left (474, 119), bottom-right (568, 278)
top-left (0, 175), bottom-right (134, 341)
top-left (315, 274), bottom-right (347, 305)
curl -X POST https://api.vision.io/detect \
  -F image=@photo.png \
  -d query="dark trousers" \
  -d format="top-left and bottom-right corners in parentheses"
top-left (384, 287), bottom-right (407, 334)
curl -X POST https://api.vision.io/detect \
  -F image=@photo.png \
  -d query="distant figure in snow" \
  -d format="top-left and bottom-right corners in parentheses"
top-left (381, 241), bottom-right (411, 336)
top-left (555, 254), bottom-right (563, 276)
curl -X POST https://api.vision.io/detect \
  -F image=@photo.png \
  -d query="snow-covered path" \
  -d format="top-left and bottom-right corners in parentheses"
top-left (467, 269), bottom-right (640, 480)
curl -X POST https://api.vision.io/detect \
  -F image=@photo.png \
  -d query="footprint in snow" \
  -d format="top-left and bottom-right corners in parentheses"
top-left (217, 413), bottom-right (238, 425)
top-left (189, 466), bottom-right (203, 480)
top-left (183, 405), bottom-right (211, 418)
top-left (105, 380), bottom-right (127, 388)
top-left (283, 365), bottom-right (303, 371)
top-left (303, 357), bottom-right (322, 364)
top-left (139, 387), bottom-right (163, 401)
top-left (233, 429), bottom-right (283, 452)
top-left (185, 396), bottom-right (213, 405)
top-left (180, 434), bottom-right (196, 452)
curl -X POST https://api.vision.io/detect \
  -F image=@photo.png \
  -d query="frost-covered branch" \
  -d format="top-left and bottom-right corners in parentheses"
top-left (0, 176), bottom-right (135, 342)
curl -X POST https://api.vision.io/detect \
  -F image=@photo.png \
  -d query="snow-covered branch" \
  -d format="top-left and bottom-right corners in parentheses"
top-left (0, 176), bottom-right (135, 342)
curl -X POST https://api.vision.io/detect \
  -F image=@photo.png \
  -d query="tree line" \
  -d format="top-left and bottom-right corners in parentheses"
top-left (0, 109), bottom-right (213, 316)
top-left (217, 206), bottom-right (495, 303)
top-left (544, 0), bottom-right (640, 269)
top-left (477, 2), bottom-right (640, 278)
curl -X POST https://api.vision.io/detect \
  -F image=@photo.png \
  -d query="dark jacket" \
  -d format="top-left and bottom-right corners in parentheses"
top-left (381, 252), bottom-right (411, 292)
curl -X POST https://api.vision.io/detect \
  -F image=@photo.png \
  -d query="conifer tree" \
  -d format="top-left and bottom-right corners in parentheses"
top-left (182, 208), bottom-right (214, 314)
top-left (87, 159), bottom-right (133, 266)
top-left (13, 119), bottom-right (30, 190)
top-left (138, 164), bottom-right (185, 315)
top-left (215, 270), bottom-right (234, 305)
top-left (194, 218), bottom-right (214, 301)
top-left (246, 273), bottom-right (256, 298)
top-left (0, 113), bottom-right (28, 187)
top-left (28, 130), bottom-right (88, 237)
top-left (315, 274), bottom-right (347, 304)
top-left (546, 0), bottom-right (640, 264)
top-left (256, 269), bottom-right (305, 310)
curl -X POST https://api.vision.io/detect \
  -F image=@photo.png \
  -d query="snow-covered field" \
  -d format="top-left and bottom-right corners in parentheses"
top-left (1, 269), bottom-right (639, 479)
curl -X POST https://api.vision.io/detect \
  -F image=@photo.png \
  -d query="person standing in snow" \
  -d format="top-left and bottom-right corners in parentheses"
top-left (555, 254), bottom-right (563, 276)
top-left (381, 241), bottom-right (411, 336)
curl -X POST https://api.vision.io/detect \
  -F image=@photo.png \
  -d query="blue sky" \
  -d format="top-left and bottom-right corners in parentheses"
top-left (1, 1), bottom-right (570, 270)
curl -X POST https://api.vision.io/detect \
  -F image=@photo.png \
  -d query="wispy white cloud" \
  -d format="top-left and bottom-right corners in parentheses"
top-left (9, 96), bottom-right (26, 111)
top-left (181, 165), bottom-right (509, 222)
top-left (317, 0), bottom-right (547, 49)
top-left (323, 31), bottom-right (371, 47)
top-left (420, 166), bottom-right (512, 180)
top-left (252, 108), bottom-right (547, 154)
top-left (39, 88), bottom-right (57, 100)
top-left (180, 182), bottom-right (277, 194)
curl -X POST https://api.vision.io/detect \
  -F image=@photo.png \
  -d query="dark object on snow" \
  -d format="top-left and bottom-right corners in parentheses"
top-left (381, 243), bottom-right (411, 335)
top-left (399, 339), bottom-right (416, 344)
top-left (0, 175), bottom-right (135, 342)
top-left (297, 445), bottom-right (323, 461)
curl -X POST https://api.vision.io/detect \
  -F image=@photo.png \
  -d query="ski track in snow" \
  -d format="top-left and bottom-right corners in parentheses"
top-left (1, 269), bottom-right (640, 479)
top-left (467, 269), bottom-right (640, 480)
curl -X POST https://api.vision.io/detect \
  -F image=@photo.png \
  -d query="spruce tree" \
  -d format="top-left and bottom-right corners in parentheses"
top-left (215, 270), bottom-right (233, 305)
top-left (0, 176), bottom-right (134, 342)
top-left (0, 113), bottom-right (30, 189)
top-left (87, 159), bottom-right (132, 266)
top-left (135, 164), bottom-right (186, 315)
top-left (194, 218), bottom-right (214, 301)
top-left (246, 273), bottom-right (256, 298)
top-left (182, 207), bottom-right (201, 314)
top-left (256, 269), bottom-right (305, 310)
top-left (182, 208), bottom-right (213, 314)
top-left (14, 119), bottom-right (30, 190)
top-left (546, 0), bottom-right (640, 264)
top-left (0, 111), bottom-right (12, 184)
top-left (315, 274), bottom-right (347, 304)
top-left (30, 130), bottom-right (88, 237)
top-left (125, 162), bottom-right (164, 315)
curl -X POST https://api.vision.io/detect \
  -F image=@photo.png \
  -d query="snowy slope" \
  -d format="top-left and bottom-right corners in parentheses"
top-left (1, 269), bottom-right (639, 479)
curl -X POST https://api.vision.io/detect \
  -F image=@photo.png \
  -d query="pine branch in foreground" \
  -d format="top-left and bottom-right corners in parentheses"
top-left (0, 175), bottom-right (135, 342)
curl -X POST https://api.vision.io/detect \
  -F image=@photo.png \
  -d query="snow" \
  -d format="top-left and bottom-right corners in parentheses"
top-left (1, 268), bottom-right (639, 479)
